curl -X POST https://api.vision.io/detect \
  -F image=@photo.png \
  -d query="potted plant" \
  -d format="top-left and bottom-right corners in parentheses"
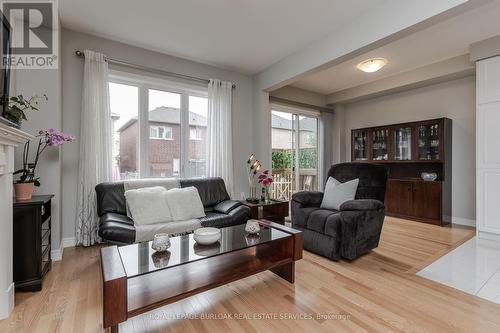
top-left (258, 170), bottom-right (274, 203)
top-left (14, 128), bottom-right (75, 200)
top-left (0, 94), bottom-right (47, 128)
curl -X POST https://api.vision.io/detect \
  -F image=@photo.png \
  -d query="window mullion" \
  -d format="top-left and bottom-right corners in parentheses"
top-left (180, 92), bottom-right (189, 177)
top-left (139, 85), bottom-right (149, 177)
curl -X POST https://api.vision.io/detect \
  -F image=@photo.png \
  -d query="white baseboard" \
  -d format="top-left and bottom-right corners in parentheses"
top-left (51, 237), bottom-right (76, 262)
top-left (0, 282), bottom-right (15, 320)
top-left (62, 237), bottom-right (76, 248)
top-left (452, 217), bottom-right (476, 227)
top-left (478, 231), bottom-right (500, 242)
top-left (51, 242), bottom-right (64, 261)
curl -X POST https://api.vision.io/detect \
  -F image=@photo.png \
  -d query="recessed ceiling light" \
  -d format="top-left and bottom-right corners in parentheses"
top-left (356, 58), bottom-right (387, 73)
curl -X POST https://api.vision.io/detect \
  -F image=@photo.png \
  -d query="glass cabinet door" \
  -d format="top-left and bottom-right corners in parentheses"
top-left (352, 130), bottom-right (368, 160)
top-left (393, 127), bottom-right (412, 160)
top-left (417, 123), bottom-right (440, 160)
top-left (372, 128), bottom-right (389, 161)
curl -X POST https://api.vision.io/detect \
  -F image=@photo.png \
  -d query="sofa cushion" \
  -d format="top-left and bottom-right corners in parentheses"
top-left (95, 182), bottom-right (127, 217)
top-left (124, 186), bottom-right (172, 225)
top-left (180, 178), bottom-right (230, 207)
top-left (320, 177), bottom-right (359, 210)
top-left (327, 163), bottom-right (389, 203)
top-left (165, 187), bottom-right (206, 220)
top-left (307, 209), bottom-right (339, 234)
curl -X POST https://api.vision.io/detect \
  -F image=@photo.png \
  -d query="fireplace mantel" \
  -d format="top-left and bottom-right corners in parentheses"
top-left (0, 122), bottom-right (33, 320)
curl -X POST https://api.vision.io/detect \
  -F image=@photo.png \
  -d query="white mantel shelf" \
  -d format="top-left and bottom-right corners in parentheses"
top-left (0, 122), bottom-right (34, 146)
top-left (0, 122), bottom-right (33, 320)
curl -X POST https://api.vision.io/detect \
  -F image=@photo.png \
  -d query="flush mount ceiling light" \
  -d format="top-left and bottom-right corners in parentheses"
top-left (356, 58), bottom-right (388, 73)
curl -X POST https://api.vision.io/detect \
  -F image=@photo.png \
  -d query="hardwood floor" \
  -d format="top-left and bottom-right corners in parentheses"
top-left (2, 217), bottom-right (500, 333)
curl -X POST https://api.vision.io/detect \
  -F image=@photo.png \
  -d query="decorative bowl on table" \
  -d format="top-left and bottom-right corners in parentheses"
top-left (245, 220), bottom-right (260, 234)
top-left (151, 233), bottom-right (171, 252)
top-left (151, 250), bottom-right (171, 268)
top-left (193, 227), bottom-right (221, 245)
top-left (421, 172), bottom-right (437, 181)
top-left (193, 242), bottom-right (221, 256)
top-left (245, 233), bottom-right (261, 246)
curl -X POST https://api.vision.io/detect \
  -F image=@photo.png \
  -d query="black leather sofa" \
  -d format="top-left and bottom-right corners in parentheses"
top-left (291, 163), bottom-right (389, 261)
top-left (95, 177), bottom-right (251, 245)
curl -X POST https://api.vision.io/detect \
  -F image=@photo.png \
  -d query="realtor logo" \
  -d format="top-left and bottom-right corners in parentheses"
top-left (1, 0), bottom-right (58, 69)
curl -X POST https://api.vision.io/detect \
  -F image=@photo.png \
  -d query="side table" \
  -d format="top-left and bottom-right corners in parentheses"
top-left (240, 199), bottom-right (289, 224)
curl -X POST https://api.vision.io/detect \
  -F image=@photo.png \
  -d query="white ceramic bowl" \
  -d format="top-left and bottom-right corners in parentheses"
top-left (421, 172), bottom-right (437, 181)
top-left (193, 227), bottom-right (221, 245)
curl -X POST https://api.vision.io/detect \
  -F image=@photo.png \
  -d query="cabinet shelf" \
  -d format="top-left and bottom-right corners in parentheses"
top-left (351, 118), bottom-right (452, 226)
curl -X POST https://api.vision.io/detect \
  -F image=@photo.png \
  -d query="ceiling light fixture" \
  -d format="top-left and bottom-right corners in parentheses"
top-left (356, 58), bottom-right (387, 73)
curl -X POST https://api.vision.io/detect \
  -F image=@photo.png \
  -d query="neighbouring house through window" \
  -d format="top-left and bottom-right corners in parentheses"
top-left (189, 126), bottom-right (202, 140)
top-left (109, 72), bottom-right (208, 180)
top-left (150, 126), bottom-right (173, 140)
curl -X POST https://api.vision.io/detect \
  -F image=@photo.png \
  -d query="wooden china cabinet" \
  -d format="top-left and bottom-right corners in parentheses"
top-left (351, 118), bottom-right (452, 225)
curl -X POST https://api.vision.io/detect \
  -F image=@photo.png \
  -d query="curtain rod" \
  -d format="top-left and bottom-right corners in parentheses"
top-left (75, 50), bottom-right (236, 89)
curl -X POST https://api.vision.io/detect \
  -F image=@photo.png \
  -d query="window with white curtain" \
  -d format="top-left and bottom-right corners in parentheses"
top-left (109, 71), bottom-right (208, 180)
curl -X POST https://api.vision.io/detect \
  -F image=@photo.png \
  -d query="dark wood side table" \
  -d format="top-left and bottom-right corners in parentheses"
top-left (13, 195), bottom-right (54, 292)
top-left (240, 199), bottom-right (289, 224)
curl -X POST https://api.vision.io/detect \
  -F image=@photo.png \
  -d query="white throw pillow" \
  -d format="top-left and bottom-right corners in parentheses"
top-left (320, 177), bottom-right (359, 210)
top-left (164, 186), bottom-right (206, 221)
top-left (124, 186), bottom-right (172, 225)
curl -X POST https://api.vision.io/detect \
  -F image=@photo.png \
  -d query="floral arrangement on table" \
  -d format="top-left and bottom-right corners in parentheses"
top-left (246, 153), bottom-right (261, 201)
top-left (258, 170), bottom-right (274, 203)
top-left (14, 128), bottom-right (76, 200)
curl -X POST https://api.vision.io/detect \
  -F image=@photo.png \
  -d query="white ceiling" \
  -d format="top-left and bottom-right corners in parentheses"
top-left (59, 0), bottom-right (385, 75)
top-left (291, 0), bottom-right (500, 95)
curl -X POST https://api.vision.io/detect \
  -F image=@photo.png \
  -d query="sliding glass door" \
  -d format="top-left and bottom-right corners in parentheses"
top-left (271, 107), bottom-right (319, 201)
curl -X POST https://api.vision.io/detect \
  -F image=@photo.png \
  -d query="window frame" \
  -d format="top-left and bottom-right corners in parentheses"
top-left (109, 70), bottom-right (208, 178)
top-left (269, 103), bottom-right (321, 194)
top-left (149, 125), bottom-right (173, 140)
top-left (189, 126), bottom-right (202, 140)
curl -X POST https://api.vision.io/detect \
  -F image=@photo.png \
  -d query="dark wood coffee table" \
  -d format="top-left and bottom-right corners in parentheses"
top-left (100, 220), bottom-right (303, 332)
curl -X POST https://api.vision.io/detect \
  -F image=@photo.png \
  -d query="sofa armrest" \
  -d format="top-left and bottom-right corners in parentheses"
top-left (292, 191), bottom-right (323, 207)
top-left (98, 213), bottom-right (136, 244)
top-left (339, 204), bottom-right (385, 260)
top-left (339, 199), bottom-right (384, 212)
top-left (214, 200), bottom-right (242, 214)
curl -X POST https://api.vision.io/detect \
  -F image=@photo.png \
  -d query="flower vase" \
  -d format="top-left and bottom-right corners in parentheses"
top-left (264, 186), bottom-right (272, 203)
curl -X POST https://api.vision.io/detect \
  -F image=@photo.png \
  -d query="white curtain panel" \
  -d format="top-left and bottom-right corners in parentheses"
top-left (207, 79), bottom-right (234, 197)
top-left (76, 50), bottom-right (113, 246)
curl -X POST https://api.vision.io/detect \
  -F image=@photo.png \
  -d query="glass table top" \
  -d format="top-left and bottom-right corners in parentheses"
top-left (118, 223), bottom-right (291, 278)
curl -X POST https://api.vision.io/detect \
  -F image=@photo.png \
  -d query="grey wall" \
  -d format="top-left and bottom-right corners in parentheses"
top-left (11, 23), bottom-right (64, 253)
top-left (343, 76), bottom-right (476, 224)
top-left (61, 28), bottom-right (254, 241)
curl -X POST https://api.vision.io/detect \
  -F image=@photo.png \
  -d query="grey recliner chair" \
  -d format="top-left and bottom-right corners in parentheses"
top-left (291, 163), bottom-right (389, 261)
